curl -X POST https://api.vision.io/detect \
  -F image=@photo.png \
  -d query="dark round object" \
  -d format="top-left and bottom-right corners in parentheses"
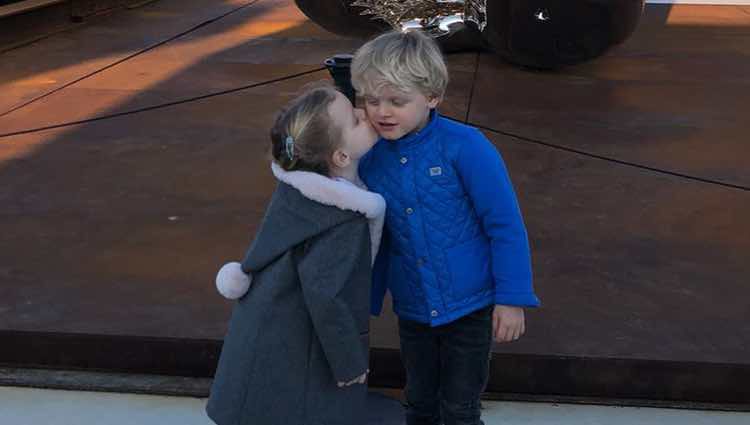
top-left (293, 0), bottom-right (483, 53)
top-left (484, 0), bottom-right (645, 69)
top-left (295, 1), bottom-right (644, 69)
top-left (436, 23), bottom-right (485, 53)
top-left (294, 0), bottom-right (388, 39)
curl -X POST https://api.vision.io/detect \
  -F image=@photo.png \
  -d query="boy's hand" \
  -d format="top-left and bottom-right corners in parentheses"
top-left (492, 305), bottom-right (525, 343)
top-left (337, 369), bottom-right (369, 387)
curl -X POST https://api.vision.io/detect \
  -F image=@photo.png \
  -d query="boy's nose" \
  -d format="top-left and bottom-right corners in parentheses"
top-left (375, 103), bottom-right (391, 118)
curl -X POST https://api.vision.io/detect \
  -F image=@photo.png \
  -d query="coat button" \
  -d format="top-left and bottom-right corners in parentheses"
top-left (431, 310), bottom-right (438, 317)
top-left (406, 208), bottom-right (413, 215)
top-left (400, 157), bottom-right (408, 164)
top-left (416, 258), bottom-right (424, 267)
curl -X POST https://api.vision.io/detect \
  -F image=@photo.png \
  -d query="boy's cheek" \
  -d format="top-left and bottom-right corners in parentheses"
top-left (362, 105), bottom-right (374, 119)
top-left (364, 110), bottom-right (382, 131)
top-left (361, 110), bottom-right (375, 127)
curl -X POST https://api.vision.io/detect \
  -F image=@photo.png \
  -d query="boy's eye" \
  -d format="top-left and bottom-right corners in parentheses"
top-left (365, 98), bottom-right (379, 106)
top-left (391, 98), bottom-right (408, 107)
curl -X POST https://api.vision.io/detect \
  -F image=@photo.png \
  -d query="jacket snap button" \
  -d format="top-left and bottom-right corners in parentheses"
top-left (416, 258), bottom-right (424, 267)
top-left (400, 157), bottom-right (408, 164)
top-left (406, 208), bottom-right (413, 215)
top-left (431, 310), bottom-right (438, 317)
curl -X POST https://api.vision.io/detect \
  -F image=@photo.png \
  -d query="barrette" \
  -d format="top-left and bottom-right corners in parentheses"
top-left (285, 136), bottom-right (295, 160)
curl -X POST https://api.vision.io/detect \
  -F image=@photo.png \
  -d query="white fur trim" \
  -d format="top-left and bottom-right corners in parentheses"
top-left (271, 162), bottom-right (385, 263)
top-left (216, 262), bottom-right (252, 299)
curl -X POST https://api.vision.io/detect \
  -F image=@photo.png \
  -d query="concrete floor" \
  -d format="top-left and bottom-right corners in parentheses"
top-left (1, 386), bottom-right (749, 425)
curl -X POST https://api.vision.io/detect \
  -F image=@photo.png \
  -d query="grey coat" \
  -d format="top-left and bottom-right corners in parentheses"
top-left (207, 166), bottom-right (385, 425)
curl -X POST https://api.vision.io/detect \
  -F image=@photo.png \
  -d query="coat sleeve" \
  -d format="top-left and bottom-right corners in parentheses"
top-left (370, 226), bottom-right (389, 316)
top-left (455, 130), bottom-right (540, 308)
top-left (297, 219), bottom-right (370, 383)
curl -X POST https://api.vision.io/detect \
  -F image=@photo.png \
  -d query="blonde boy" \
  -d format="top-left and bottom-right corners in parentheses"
top-left (353, 30), bottom-right (540, 425)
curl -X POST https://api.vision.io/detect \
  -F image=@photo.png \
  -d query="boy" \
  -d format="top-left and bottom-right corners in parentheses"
top-left (353, 31), bottom-right (540, 425)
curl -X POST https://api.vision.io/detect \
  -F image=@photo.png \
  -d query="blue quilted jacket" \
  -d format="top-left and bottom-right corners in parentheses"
top-left (359, 111), bottom-right (540, 326)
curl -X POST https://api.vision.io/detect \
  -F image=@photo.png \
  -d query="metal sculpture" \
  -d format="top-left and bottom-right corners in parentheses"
top-left (296, 0), bottom-right (645, 69)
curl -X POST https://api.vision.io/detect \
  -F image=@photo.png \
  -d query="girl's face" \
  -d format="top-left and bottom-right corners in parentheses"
top-left (328, 91), bottom-right (378, 162)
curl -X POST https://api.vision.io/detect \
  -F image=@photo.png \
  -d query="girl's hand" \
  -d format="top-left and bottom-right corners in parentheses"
top-left (492, 305), bottom-right (525, 343)
top-left (337, 369), bottom-right (369, 387)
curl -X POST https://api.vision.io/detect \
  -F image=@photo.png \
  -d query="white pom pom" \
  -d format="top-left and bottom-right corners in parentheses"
top-left (216, 262), bottom-right (252, 300)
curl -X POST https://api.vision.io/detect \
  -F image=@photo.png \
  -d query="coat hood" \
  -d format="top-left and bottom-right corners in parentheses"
top-left (242, 163), bottom-right (386, 272)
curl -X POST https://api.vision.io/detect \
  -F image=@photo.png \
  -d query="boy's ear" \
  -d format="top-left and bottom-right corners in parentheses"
top-left (331, 148), bottom-right (351, 169)
top-left (427, 95), bottom-right (442, 109)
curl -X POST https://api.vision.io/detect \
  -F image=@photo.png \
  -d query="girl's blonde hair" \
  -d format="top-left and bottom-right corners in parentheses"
top-left (270, 85), bottom-right (341, 175)
top-left (351, 30), bottom-right (448, 99)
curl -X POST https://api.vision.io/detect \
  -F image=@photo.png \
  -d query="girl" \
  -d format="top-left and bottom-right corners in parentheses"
top-left (206, 85), bottom-right (385, 425)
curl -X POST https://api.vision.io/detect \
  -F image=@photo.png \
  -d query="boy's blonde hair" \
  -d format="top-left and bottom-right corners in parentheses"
top-left (351, 30), bottom-right (448, 99)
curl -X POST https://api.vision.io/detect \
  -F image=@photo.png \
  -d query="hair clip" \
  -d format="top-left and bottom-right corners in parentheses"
top-left (285, 136), bottom-right (295, 160)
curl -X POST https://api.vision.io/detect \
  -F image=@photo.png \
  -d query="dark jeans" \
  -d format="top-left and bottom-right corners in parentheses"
top-left (398, 306), bottom-right (493, 425)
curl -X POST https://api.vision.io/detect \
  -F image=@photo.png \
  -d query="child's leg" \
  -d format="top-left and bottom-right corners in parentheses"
top-left (439, 306), bottom-right (493, 425)
top-left (398, 317), bottom-right (442, 425)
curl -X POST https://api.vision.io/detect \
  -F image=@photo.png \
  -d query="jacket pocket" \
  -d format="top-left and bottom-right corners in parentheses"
top-left (445, 237), bottom-right (492, 301)
top-left (426, 164), bottom-right (461, 196)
